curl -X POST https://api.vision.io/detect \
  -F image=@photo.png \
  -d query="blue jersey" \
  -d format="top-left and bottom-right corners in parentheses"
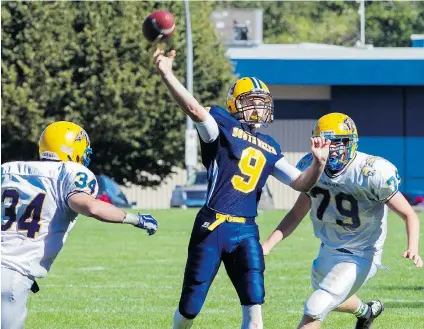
top-left (199, 106), bottom-right (283, 217)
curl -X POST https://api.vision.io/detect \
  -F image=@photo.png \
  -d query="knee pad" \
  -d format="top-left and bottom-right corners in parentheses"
top-left (304, 289), bottom-right (335, 321)
top-left (178, 307), bottom-right (198, 320)
top-left (179, 298), bottom-right (201, 320)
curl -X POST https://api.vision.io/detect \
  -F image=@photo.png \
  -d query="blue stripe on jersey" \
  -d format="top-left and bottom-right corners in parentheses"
top-left (206, 159), bottom-right (219, 205)
top-left (249, 77), bottom-right (260, 89)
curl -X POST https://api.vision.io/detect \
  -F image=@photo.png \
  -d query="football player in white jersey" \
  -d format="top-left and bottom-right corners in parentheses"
top-left (262, 113), bottom-right (422, 329)
top-left (1, 121), bottom-right (159, 329)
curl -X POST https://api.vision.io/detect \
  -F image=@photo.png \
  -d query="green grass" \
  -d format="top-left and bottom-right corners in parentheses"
top-left (26, 210), bottom-right (424, 329)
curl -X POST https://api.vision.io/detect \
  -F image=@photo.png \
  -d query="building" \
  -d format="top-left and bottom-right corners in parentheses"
top-left (228, 43), bottom-right (424, 208)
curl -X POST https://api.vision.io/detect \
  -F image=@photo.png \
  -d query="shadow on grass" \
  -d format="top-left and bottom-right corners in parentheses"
top-left (384, 301), bottom-right (424, 309)
top-left (373, 285), bottom-right (424, 292)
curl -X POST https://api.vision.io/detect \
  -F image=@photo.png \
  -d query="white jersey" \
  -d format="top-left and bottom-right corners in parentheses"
top-left (297, 151), bottom-right (400, 264)
top-left (1, 161), bottom-right (98, 278)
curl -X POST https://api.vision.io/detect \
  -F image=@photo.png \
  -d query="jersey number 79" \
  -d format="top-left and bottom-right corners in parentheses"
top-left (310, 187), bottom-right (361, 229)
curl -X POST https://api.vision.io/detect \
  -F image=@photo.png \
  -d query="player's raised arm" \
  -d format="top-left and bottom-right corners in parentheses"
top-left (262, 193), bottom-right (311, 255)
top-left (153, 47), bottom-right (219, 143)
top-left (154, 48), bottom-right (206, 122)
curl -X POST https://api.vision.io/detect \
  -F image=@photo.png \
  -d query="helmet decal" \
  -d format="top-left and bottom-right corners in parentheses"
top-left (343, 117), bottom-right (355, 132)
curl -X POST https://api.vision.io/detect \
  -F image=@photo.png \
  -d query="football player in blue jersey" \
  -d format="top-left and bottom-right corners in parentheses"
top-left (154, 48), bottom-right (330, 329)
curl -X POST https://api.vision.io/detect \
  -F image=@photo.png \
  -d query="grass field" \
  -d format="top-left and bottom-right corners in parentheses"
top-left (26, 209), bottom-right (424, 329)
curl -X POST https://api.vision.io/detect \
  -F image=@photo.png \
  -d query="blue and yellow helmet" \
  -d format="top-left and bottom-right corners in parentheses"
top-left (39, 121), bottom-right (92, 167)
top-left (313, 113), bottom-right (358, 171)
top-left (226, 77), bottom-right (274, 126)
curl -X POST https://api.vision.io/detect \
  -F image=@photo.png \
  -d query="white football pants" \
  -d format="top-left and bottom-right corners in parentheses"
top-left (304, 246), bottom-right (378, 321)
top-left (1, 266), bottom-right (34, 329)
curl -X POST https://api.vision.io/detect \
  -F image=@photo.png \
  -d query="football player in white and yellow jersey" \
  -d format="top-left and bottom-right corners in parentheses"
top-left (1, 121), bottom-right (158, 329)
top-left (262, 113), bottom-right (422, 329)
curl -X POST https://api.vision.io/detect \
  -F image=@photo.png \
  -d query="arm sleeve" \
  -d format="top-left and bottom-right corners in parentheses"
top-left (272, 157), bottom-right (302, 186)
top-left (295, 153), bottom-right (313, 172)
top-left (194, 112), bottom-right (220, 143)
top-left (369, 159), bottom-right (401, 203)
top-left (294, 153), bottom-right (314, 197)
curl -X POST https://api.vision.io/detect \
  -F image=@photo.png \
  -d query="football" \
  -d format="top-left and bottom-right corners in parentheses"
top-left (142, 10), bottom-right (176, 43)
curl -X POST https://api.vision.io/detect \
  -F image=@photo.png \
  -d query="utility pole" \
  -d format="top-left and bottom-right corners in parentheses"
top-left (358, 0), bottom-right (366, 47)
top-left (183, 0), bottom-right (198, 180)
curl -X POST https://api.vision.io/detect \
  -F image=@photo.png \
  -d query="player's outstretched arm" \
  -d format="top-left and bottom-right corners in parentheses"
top-left (290, 137), bottom-right (330, 192)
top-left (387, 192), bottom-right (423, 268)
top-left (153, 47), bottom-right (208, 123)
top-left (262, 193), bottom-right (311, 256)
top-left (68, 193), bottom-right (158, 235)
top-left (153, 47), bottom-right (219, 143)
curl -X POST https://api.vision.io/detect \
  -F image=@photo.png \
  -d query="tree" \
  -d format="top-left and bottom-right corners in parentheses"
top-left (220, 1), bottom-right (358, 46)
top-left (221, 1), bottom-right (424, 47)
top-left (365, 1), bottom-right (424, 47)
top-left (1, 1), bottom-right (234, 186)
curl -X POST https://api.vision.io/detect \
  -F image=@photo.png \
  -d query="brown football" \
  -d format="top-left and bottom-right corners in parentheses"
top-left (142, 10), bottom-right (175, 43)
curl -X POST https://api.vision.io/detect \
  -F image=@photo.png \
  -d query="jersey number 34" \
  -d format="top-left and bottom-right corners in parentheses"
top-left (1, 189), bottom-right (45, 238)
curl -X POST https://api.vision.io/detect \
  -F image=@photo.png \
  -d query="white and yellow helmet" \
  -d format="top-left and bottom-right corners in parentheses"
top-left (39, 121), bottom-right (92, 167)
top-left (226, 77), bottom-right (274, 126)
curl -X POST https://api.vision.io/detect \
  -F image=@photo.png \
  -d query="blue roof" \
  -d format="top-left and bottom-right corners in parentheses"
top-left (227, 44), bottom-right (424, 85)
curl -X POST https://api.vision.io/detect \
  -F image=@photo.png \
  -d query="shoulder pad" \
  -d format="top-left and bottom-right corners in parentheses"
top-left (209, 106), bottom-right (236, 127)
top-left (361, 156), bottom-right (398, 179)
top-left (360, 155), bottom-right (383, 178)
top-left (64, 162), bottom-right (94, 175)
top-left (63, 162), bottom-right (98, 198)
top-left (261, 134), bottom-right (282, 156)
top-left (364, 156), bottom-right (400, 202)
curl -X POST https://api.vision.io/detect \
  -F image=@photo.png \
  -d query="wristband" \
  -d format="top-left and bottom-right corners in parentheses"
top-left (122, 213), bottom-right (139, 225)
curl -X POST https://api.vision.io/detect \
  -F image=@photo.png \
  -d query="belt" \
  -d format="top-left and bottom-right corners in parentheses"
top-left (207, 213), bottom-right (246, 231)
top-left (336, 248), bottom-right (353, 255)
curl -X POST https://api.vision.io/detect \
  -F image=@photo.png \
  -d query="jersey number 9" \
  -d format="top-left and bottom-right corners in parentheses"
top-left (231, 147), bottom-right (266, 194)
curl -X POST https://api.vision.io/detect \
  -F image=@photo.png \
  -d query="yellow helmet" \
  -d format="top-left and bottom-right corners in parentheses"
top-left (39, 121), bottom-right (92, 167)
top-left (313, 113), bottom-right (358, 171)
top-left (226, 77), bottom-right (273, 126)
